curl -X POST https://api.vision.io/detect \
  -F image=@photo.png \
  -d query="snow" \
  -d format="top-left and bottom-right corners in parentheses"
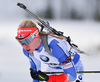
top-left (0, 20), bottom-right (100, 82)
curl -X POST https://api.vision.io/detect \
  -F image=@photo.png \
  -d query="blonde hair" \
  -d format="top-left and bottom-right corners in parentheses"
top-left (18, 19), bottom-right (36, 28)
top-left (40, 32), bottom-right (67, 40)
top-left (18, 19), bottom-right (67, 40)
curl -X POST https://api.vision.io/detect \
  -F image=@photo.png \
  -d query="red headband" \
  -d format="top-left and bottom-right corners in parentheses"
top-left (17, 27), bottom-right (39, 38)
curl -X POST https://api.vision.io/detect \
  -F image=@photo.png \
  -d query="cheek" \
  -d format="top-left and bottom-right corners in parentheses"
top-left (29, 42), bottom-right (36, 49)
top-left (30, 39), bottom-right (38, 47)
top-left (22, 45), bottom-right (26, 49)
top-left (28, 38), bottom-right (40, 51)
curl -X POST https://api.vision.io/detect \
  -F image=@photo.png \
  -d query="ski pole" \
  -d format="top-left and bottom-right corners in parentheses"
top-left (77, 71), bottom-right (100, 73)
top-left (44, 71), bottom-right (100, 74)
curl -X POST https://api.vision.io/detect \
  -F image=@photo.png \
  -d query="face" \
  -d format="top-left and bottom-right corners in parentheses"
top-left (22, 38), bottom-right (41, 53)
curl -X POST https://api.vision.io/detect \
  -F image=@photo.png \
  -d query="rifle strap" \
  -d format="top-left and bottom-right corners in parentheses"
top-left (40, 35), bottom-right (53, 56)
top-left (29, 35), bottom-right (53, 57)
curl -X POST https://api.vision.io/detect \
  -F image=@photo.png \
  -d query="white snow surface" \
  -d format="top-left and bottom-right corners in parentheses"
top-left (0, 20), bottom-right (100, 82)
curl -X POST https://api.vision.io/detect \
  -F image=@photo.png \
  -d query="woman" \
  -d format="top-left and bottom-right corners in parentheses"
top-left (15, 20), bottom-right (84, 82)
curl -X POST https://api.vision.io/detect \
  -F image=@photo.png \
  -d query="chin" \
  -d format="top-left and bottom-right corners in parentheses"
top-left (28, 51), bottom-right (33, 53)
top-left (28, 50), bottom-right (34, 53)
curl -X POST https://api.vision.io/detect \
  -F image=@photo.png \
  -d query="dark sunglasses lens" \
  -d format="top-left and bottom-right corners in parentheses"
top-left (19, 36), bottom-right (33, 45)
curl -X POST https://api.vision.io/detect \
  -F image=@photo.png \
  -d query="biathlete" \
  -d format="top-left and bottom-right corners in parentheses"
top-left (15, 20), bottom-right (84, 82)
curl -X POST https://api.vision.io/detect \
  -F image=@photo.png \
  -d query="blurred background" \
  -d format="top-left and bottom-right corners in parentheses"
top-left (0, 0), bottom-right (100, 82)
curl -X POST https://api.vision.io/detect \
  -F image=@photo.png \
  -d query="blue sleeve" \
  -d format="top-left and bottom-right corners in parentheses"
top-left (23, 48), bottom-right (29, 57)
top-left (49, 40), bottom-right (67, 63)
top-left (23, 48), bottom-right (37, 71)
top-left (23, 48), bottom-right (39, 82)
top-left (49, 39), bottom-right (77, 81)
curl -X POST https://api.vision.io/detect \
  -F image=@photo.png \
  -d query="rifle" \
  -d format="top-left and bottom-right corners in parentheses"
top-left (17, 3), bottom-right (89, 55)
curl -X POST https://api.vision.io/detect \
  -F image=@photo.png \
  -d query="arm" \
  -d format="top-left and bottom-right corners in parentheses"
top-left (23, 48), bottom-right (40, 82)
top-left (23, 48), bottom-right (49, 82)
top-left (29, 58), bottom-right (39, 82)
top-left (49, 39), bottom-right (77, 81)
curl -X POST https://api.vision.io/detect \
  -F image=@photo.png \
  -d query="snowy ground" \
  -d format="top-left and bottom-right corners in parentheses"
top-left (0, 20), bottom-right (100, 82)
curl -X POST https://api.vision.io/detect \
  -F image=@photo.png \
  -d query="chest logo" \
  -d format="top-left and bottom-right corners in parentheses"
top-left (40, 55), bottom-right (49, 62)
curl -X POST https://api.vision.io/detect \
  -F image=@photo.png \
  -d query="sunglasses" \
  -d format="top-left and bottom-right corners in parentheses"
top-left (15, 29), bottom-right (39, 45)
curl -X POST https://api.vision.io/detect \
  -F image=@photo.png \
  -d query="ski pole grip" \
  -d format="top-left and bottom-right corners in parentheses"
top-left (17, 3), bottom-right (26, 9)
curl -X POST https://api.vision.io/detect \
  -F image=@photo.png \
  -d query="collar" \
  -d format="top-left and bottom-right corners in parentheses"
top-left (36, 41), bottom-right (43, 52)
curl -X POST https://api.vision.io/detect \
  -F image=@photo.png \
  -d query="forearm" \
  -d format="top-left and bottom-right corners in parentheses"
top-left (62, 61), bottom-right (77, 81)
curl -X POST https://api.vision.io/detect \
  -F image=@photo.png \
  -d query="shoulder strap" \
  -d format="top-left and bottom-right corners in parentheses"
top-left (40, 35), bottom-right (53, 56)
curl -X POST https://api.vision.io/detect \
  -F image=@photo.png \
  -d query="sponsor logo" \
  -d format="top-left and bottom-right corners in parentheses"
top-left (18, 30), bottom-right (32, 33)
top-left (19, 35), bottom-right (24, 38)
top-left (40, 55), bottom-right (49, 62)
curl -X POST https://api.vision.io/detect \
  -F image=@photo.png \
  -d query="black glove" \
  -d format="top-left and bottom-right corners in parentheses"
top-left (30, 68), bottom-right (49, 81)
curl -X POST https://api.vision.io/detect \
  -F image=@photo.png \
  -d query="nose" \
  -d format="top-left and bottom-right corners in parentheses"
top-left (22, 43), bottom-right (25, 46)
top-left (22, 44), bottom-right (27, 48)
top-left (22, 43), bottom-right (26, 46)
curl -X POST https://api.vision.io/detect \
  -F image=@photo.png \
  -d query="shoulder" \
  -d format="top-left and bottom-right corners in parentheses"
top-left (23, 48), bottom-right (29, 57)
top-left (47, 35), bottom-right (63, 44)
top-left (47, 35), bottom-right (69, 46)
top-left (47, 35), bottom-right (72, 51)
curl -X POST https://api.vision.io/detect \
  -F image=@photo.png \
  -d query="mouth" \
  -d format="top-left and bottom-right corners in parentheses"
top-left (26, 49), bottom-right (31, 52)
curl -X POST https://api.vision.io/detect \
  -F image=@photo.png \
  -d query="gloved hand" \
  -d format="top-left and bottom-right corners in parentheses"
top-left (30, 68), bottom-right (49, 81)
